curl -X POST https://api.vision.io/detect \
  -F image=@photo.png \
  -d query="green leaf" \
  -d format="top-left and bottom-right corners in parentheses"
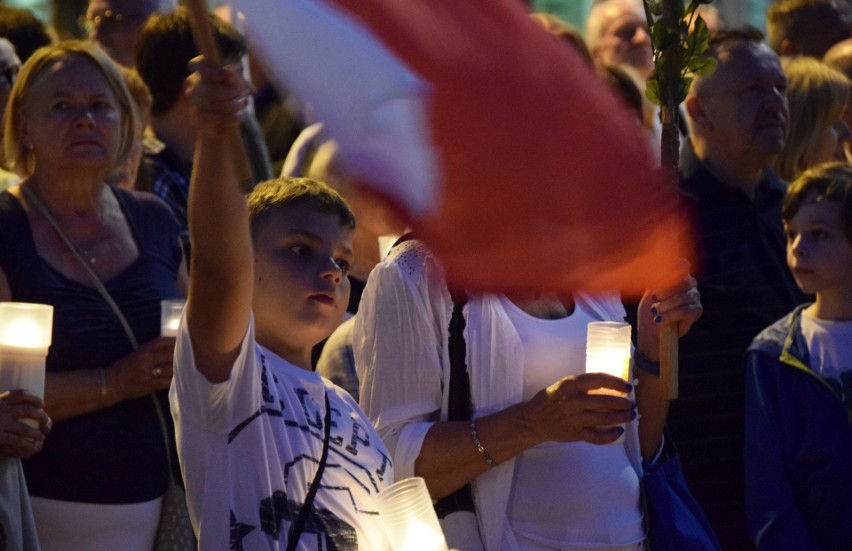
top-left (688, 56), bottom-right (717, 76)
top-left (647, 0), bottom-right (663, 16)
top-left (677, 77), bottom-right (693, 104)
top-left (646, 79), bottom-right (662, 106)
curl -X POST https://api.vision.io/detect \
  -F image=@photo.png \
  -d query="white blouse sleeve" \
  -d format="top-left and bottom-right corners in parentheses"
top-left (354, 240), bottom-right (452, 481)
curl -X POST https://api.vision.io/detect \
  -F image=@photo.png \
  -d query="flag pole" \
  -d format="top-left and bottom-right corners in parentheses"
top-left (185, 0), bottom-right (254, 190)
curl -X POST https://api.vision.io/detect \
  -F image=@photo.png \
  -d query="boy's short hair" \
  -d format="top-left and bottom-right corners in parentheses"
top-left (783, 161), bottom-right (852, 242)
top-left (248, 177), bottom-right (356, 238)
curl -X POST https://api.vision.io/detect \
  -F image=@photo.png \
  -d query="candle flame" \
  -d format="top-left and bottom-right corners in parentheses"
top-left (0, 319), bottom-right (47, 348)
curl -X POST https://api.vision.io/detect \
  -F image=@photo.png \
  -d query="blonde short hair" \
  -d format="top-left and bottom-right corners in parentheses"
top-left (775, 56), bottom-right (850, 181)
top-left (3, 40), bottom-right (137, 177)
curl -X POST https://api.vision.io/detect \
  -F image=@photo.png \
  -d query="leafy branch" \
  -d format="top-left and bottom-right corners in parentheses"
top-left (640, 1), bottom-right (716, 400)
top-left (642, 0), bottom-right (717, 172)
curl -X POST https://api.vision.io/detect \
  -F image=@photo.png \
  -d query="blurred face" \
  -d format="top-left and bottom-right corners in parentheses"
top-left (786, 196), bottom-right (852, 297)
top-left (696, 42), bottom-right (789, 162)
top-left (19, 55), bottom-right (123, 174)
top-left (799, 3), bottom-right (852, 58)
top-left (809, 117), bottom-right (852, 167)
top-left (86, 0), bottom-right (156, 67)
top-left (593, 1), bottom-right (654, 79)
top-left (0, 39), bottom-right (21, 114)
top-left (252, 207), bottom-right (353, 366)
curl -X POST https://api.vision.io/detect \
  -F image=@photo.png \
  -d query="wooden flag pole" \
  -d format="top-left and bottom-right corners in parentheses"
top-left (185, 0), bottom-right (254, 189)
top-left (656, 0), bottom-right (683, 400)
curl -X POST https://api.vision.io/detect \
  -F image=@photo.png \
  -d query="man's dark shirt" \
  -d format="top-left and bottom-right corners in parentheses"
top-left (669, 142), bottom-right (808, 551)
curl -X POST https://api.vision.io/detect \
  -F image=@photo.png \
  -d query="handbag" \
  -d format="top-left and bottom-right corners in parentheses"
top-left (152, 395), bottom-right (197, 551)
top-left (23, 186), bottom-right (197, 551)
top-left (641, 430), bottom-right (722, 551)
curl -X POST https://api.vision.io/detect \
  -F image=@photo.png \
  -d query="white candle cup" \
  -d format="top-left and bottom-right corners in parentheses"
top-left (160, 299), bottom-right (186, 337)
top-left (0, 302), bottom-right (54, 428)
top-left (585, 321), bottom-right (632, 444)
top-left (376, 477), bottom-right (449, 551)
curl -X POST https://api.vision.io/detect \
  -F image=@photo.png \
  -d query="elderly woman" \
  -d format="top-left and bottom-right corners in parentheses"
top-left (775, 57), bottom-right (852, 181)
top-left (0, 41), bottom-right (186, 550)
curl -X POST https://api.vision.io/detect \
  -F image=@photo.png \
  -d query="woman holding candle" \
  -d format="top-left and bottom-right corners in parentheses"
top-left (0, 41), bottom-right (186, 551)
top-left (0, 389), bottom-right (50, 551)
top-left (354, 240), bottom-right (702, 550)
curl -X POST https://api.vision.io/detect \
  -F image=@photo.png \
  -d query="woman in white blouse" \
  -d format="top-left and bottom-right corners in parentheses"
top-left (354, 238), bottom-right (701, 551)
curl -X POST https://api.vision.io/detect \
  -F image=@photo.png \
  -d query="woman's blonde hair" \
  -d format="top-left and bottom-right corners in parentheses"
top-left (775, 56), bottom-right (850, 181)
top-left (3, 40), bottom-right (138, 177)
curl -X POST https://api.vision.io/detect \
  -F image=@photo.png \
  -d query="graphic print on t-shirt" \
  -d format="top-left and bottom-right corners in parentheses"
top-left (228, 354), bottom-right (391, 550)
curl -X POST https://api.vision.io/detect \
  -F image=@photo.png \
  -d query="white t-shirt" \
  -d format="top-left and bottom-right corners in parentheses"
top-left (801, 310), bottom-right (852, 381)
top-left (500, 297), bottom-right (644, 550)
top-left (170, 316), bottom-right (393, 550)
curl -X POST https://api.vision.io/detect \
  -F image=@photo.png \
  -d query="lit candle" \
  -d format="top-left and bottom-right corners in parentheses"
top-left (160, 299), bottom-right (186, 337)
top-left (0, 302), bottom-right (54, 428)
top-left (585, 321), bottom-right (632, 443)
top-left (376, 477), bottom-right (449, 551)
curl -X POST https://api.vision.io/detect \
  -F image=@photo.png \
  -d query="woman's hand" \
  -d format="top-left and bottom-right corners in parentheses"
top-left (106, 337), bottom-right (176, 401)
top-left (186, 56), bottom-right (251, 135)
top-left (522, 373), bottom-right (636, 445)
top-left (0, 390), bottom-right (51, 459)
top-left (636, 270), bottom-right (702, 360)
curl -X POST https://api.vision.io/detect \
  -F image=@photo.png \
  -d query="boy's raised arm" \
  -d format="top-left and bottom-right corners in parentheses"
top-left (185, 60), bottom-right (255, 383)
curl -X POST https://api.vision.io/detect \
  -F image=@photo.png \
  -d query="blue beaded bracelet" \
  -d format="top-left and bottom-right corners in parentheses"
top-left (634, 352), bottom-right (661, 376)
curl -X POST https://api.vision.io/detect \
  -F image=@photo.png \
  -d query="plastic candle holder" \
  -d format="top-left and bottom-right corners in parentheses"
top-left (585, 321), bottom-right (632, 443)
top-left (160, 299), bottom-right (186, 337)
top-left (0, 302), bottom-right (54, 427)
top-left (376, 477), bottom-right (449, 551)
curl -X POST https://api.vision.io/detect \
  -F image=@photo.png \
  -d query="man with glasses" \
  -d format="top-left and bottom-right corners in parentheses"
top-left (84, 0), bottom-right (176, 66)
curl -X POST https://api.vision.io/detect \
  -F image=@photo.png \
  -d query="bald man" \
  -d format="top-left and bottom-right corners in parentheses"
top-left (586, 0), bottom-right (654, 79)
top-left (85, 0), bottom-right (176, 66)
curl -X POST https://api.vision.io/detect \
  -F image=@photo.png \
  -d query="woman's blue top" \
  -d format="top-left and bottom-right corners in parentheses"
top-left (0, 187), bottom-right (182, 504)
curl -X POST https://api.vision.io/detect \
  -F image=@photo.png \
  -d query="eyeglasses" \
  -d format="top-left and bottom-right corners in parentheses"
top-left (0, 64), bottom-right (19, 89)
top-left (79, 9), bottom-right (148, 34)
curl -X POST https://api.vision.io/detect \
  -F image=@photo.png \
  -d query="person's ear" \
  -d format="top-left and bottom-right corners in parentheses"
top-left (684, 94), bottom-right (710, 133)
top-left (779, 38), bottom-right (799, 57)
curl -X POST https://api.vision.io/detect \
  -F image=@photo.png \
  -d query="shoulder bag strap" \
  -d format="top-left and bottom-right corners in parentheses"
top-left (447, 289), bottom-right (470, 421)
top-left (20, 186), bottom-right (181, 481)
top-left (21, 185), bottom-right (139, 349)
top-left (286, 391), bottom-right (333, 551)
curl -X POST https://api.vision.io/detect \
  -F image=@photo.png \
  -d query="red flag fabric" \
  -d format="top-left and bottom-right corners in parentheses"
top-left (236, 0), bottom-right (693, 297)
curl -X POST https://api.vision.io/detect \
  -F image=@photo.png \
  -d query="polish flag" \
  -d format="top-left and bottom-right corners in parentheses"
top-left (233, 0), bottom-right (693, 297)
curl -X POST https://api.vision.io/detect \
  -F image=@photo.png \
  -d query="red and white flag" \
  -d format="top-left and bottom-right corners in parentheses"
top-left (234, 0), bottom-right (693, 297)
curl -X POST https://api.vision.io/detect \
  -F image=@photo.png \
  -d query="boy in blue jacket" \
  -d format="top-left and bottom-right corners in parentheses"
top-left (744, 161), bottom-right (852, 551)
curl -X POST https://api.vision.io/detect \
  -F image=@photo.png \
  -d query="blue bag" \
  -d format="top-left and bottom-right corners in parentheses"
top-left (642, 450), bottom-right (722, 551)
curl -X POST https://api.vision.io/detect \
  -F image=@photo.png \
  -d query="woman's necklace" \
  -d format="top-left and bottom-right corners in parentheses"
top-left (22, 184), bottom-right (106, 266)
top-left (75, 243), bottom-right (98, 265)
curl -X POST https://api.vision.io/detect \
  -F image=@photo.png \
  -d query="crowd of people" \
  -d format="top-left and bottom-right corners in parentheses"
top-left (0, 0), bottom-right (849, 550)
